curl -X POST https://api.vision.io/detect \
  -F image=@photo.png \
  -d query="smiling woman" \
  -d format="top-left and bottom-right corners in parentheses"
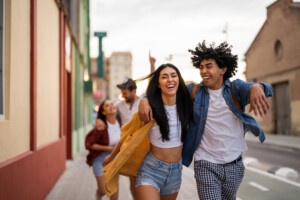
top-left (102, 63), bottom-right (193, 200)
top-left (85, 99), bottom-right (121, 200)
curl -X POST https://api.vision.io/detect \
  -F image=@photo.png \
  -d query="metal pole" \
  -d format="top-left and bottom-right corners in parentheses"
top-left (94, 32), bottom-right (107, 78)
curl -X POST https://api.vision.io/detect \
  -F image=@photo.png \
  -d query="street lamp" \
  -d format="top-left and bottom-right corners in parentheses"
top-left (94, 32), bottom-right (107, 78)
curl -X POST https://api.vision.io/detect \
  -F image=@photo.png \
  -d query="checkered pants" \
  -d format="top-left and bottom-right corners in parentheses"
top-left (194, 159), bottom-right (245, 200)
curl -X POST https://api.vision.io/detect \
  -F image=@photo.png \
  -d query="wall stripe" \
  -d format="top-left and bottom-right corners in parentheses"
top-left (30, 0), bottom-right (37, 151)
top-left (59, 3), bottom-right (65, 139)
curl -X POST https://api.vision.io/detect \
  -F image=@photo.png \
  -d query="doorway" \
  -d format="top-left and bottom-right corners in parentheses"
top-left (273, 82), bottom-right (291, 135)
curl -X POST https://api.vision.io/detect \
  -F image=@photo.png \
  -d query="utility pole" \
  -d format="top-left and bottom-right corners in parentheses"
top-left (222, 22), bottom-right (228, 42)
top-left (94, 32), bottom-right (107, 78)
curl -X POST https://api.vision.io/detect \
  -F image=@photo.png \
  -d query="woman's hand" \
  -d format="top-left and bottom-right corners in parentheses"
top-left (103, 142), bottom-right (122, 167)
top-left (102, 155), bottom-right (113, 167)
top-left (107, 145), bottom-right (115, 152)
top-left (149, 51), bottom-right (156, 73)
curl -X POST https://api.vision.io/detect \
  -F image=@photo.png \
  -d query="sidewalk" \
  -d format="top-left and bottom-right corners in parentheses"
top-left (46, 133), bottom-right (299, 200)
top-left (245, 132), bottom-right (300, 151)
top-left (46, 150), bottom-right (198, 200)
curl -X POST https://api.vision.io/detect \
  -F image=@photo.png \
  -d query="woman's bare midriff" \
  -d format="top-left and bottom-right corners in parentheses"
top-left (150, 144), bottom-right (183, 163)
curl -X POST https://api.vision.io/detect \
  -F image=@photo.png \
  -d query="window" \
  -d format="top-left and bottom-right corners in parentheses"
top-left (274, 40), bottom-right (283, 61)
top-left (0, 0), bottom-right (4, 119)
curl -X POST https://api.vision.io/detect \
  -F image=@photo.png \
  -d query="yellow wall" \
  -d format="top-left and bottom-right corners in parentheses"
top-left (36, 0), bottom-right (60, 147)
top-left (291, 100), bottom-right (300, 136)
top-left (0, 0), bottom-right (31, 162)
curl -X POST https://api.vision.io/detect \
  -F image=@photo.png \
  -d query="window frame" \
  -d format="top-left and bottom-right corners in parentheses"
top-left (0, 0), bottom-right (5, 119)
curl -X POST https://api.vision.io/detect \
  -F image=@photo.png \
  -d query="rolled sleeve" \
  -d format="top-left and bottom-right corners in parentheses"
top-left (259, 82), bottom-right (274, 97)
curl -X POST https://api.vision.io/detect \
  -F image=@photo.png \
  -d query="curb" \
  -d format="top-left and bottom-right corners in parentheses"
top-left (268, 166), bottom-right (299, 179)
top-left (249, 140), bottom-right (300, 152)
top-left (245, 133), bottom-right (300, 152)
top-left (244, 157), bottom-right (299, 179)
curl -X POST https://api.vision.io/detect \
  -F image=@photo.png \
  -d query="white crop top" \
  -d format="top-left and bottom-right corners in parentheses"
top-left (148, 104), bottom-right (182, 148)
top-left (107, 121), bottom-right (121, 146)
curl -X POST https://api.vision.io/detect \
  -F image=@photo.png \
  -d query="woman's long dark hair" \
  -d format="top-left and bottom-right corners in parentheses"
top-left (142, 63), bottom-right (193, 142)
top-left (97, 100), bottom-right (108, 125)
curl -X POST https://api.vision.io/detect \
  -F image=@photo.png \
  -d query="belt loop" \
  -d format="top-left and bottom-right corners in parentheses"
top-left (234, 158), bottom-right (238, 164)
top-left (235, 155), bottom-right (242, 164)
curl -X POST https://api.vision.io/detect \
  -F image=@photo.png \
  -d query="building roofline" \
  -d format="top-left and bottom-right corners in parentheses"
top-left (244, 20), bottom-right (267, 56)
top-left (245, 0), bottom-right (299, 56)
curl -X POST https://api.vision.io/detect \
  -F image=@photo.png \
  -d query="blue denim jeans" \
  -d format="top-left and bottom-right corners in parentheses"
top-left (92, 151), bottom-right (110, 177)
top-left (136, 151), bottom-right (182, 195)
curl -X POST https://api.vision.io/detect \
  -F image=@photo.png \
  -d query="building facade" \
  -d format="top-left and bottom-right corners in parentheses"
top-left (0, 0), bottom-right (93, 199)
top-left (107, 52), bottom-right (132, 102)
top-left (245, 0), bottom-right (300, 136)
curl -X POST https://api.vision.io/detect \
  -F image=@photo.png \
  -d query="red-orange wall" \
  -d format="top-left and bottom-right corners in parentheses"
top-left (0, 138), bottom-right (66, 200)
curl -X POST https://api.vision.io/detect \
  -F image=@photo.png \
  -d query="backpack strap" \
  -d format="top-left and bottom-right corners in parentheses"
top-left (191, 82), bottom-right (242, 111)
top-left (230, 82), bottom-right (242, 111)
top-left (191, 84), bottom-right (199, 101)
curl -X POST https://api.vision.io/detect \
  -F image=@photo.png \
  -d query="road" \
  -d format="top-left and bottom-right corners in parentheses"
top-left (235, 141), bottom-right (300, 200)
top-left (237, 168), bottom-right (300, 200)
top-left (244, 141), bottom-right (300, 173)
top-left (188, 141), bottom-right (300, 200)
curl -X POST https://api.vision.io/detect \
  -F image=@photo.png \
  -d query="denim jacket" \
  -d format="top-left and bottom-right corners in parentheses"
top-left (182, 79), bottom-right (273, 167)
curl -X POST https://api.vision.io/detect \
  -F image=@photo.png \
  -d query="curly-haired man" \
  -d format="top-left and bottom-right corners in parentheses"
top-left (139, 41), bottom-right (273, 199)
top-left (181, 41), bottom-right (273, 199)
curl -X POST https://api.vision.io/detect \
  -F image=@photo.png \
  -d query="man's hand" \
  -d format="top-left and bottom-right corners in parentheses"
top-left (249, 84), bottom-right (270, 117)
top-left (95, 119), bottom-right (106, 131)
top-left (138, 98), bottom-right (153, 122)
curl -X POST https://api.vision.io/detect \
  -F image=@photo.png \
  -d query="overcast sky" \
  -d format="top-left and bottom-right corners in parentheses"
top-left (90, 0), bottom-right (275, 94)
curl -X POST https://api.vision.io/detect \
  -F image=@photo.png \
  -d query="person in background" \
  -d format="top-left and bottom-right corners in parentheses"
top-left (102, 63), bottom-right (193, 200)
top-left (115, 78), bottom-right (141, 126)
top-left (85, 99), bottom-right (121, 200)
top-left (138, 41), bottom-right (273, 199)
top-left (95, 53), bottom-right (156, 200)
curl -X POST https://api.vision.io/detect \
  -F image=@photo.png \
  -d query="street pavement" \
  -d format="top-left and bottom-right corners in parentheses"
top-left (45, 150), bottom-right (198, 200)
top-left (245, 133), bottom-right (300, 180)
top-left (46, 133), bottom-right (300, 200)
top-left (238, 167), bottom-right (300, 200)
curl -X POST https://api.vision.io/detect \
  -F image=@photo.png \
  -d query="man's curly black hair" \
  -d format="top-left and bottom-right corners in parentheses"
top-left (188, 41), bottom-right (238, 80)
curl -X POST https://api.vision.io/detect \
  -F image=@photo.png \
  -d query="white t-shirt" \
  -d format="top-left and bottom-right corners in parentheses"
top-left (107, 121), bottom-right (121, 146)
top-left (194, 87), bottom-right (247, 164)
top-left (115, 96), bottom-right (141, 126)
top-left (148, 104), bottom-right (182, 148)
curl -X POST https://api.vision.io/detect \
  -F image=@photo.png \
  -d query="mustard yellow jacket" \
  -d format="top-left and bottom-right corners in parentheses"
top-left (103, 112), bottom-right (155, 196)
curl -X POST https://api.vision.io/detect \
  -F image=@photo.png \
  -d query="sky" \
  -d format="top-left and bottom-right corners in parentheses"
top-left (90, 0), bottom-right (276, 95)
